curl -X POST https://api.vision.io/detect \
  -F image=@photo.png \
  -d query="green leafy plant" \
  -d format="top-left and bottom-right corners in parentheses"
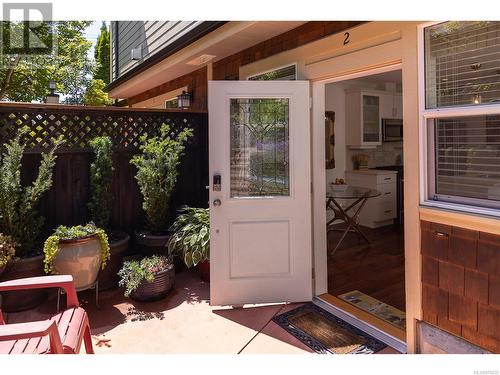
top-left (0, 127), bottom-right (64, 257)
top-left (130, 123), bottom-right (193, 233)
top-left (88, 136), bottom-right (114, 230)
top-left (0, 233), bottom-right (16, 268)
top-left (118, 255), bottom-right (172, 297)
top-left (43, 223), bottom-right (110, 274)
top-left (167, 207), bottom-right (209, 268)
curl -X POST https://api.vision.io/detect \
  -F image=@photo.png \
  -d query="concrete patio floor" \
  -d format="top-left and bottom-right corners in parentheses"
top-left (5, 269), bottom-right (399, 354)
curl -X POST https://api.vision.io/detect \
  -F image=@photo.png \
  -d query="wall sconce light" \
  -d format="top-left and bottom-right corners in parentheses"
top-left (177, 90), bottom-right (192, 109)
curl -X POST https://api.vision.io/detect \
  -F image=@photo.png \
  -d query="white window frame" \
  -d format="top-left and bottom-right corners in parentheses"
top-left (245, 63), bottom-right (297, 81)
top-left (418, 21), bottom-right (500, 218)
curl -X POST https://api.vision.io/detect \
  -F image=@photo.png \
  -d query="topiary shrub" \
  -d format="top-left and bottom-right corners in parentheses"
top-left (130, 123), bottom-right (193, 233)
top-left (88, 136), bottom-right (114, 230)
top-left (0, 127), bottom-right (64, 257)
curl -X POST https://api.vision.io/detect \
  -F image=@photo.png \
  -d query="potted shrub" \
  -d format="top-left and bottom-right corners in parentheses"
top-left (130, 123), bottom-right (193, 255)
top-left (118, 255), bottom-right (174, 302)
top-left (0, 128), bottom-right (64, 312)
top-left (0, 234), bottom-right (16, 277)
top-left (167, 207), bottom-right (210, 282)
top-left (87, 136), bottom-right (130, 290)
top-left (43, 223), bottom-right (110, 290)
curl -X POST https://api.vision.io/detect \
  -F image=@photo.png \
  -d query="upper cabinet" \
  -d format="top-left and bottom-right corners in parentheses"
top-left (346, 89), bottom-right (382, 148)
top-left (380, 92), bottom-right (403, 120)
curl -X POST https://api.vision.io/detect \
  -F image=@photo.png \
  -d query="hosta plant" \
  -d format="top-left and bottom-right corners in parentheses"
top-left (88, 136), bottom-right (114, 230)
top-left (167, 207), bottom-right (209, 268)
top-left (118, 255), bottom-right (172, 297)
top-left (0, 233), bottom-right (16, 268)
top-left (0, 127), bottom-right (64, 257)
top-left (43, 223), bottom-right (110, 274)
top-left (130, 123), bottom-right (193, 233)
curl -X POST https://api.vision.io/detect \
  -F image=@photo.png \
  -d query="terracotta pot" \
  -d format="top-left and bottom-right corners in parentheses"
top-left (134, 230), bottom-right (170, 256)
top-left (130, 265), bottom-right (175, 302)
top-left (98, 232), bottom-right (130, 290)
top-left (53, 235), bottom-right (102, 291)
top-left (0, 254), bottom-right (48, 312)
top-left (198, 259), bottom-right (210, 282)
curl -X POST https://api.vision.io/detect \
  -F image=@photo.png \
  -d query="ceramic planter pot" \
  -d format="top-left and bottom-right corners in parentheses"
top-left (53, 235), bottom-right (102, 291)
top-left (98, 232), bottom-right (130, 290)
top-left (0, 254), bottom-right (48, 312)
top-left (134, 230), bottom-right (170, 256)
top-left (198, 259), bottom-right (210, 282)
top-left (130, 264), bottom-right (175, 302)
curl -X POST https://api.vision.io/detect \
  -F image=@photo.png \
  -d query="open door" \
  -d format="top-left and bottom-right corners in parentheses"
top-left (208, 80), bottom-right (312, 306)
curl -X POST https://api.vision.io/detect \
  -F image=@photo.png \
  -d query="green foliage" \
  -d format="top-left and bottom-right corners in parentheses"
top-left (118, 255), bottom-right (172, 297)
top-left (0, 128), bottom-right (64, 257)
top-left (130, 124), bottom-right (194, 233)
top-left (167, 207), bottom-right (209, 268)
top-left (83, 79), bottom-right (112, 106)
top-left (0, 233), bottom-right (16, 268)
top-left (88, 136), bottom-right (114, 229)
top-left (43, 223), bottom-right (110, 274)
top-left (94, 22), bottom-right (110, 85)
top-left (0, 21), bottom-right (93, 103)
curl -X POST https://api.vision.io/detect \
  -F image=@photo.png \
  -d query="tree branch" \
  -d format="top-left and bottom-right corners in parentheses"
top-left (0, 55), bottom-right (21, 100)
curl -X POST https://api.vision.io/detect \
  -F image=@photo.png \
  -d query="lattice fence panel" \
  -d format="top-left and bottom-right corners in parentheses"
top-left (0, 105), bottom-right (202, 150)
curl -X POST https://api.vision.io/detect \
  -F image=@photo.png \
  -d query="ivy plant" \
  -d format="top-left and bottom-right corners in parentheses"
top-left (0, 127), bottom-right (64, 257)
top-left (88, 136), bottom-right (114, 230)
top-left (130, 123), bottom-right (193, 233)
top-left (118, 255), bottom-right (172, 297)
top-left (167, 206), bottom-right (209, 268)
top-left (43, 223), bottom-right (110, 274)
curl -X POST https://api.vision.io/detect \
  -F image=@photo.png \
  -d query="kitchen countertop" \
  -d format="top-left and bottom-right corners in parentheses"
top-left (345, 169), bottom-right (398, 175)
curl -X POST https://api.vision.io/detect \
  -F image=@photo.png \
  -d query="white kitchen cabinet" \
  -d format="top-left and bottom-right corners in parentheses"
top-left (345, 89), bottom-right (381, 148)
top-left (380, 93), bottom-right (403, 120)
top-left (345, 169), bottom-right (397, 228)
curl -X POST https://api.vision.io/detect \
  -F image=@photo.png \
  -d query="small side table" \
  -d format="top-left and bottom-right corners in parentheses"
top-left (326, 186), bottom-right (381, 256)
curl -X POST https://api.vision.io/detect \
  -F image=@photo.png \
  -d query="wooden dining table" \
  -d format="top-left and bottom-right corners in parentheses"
top-left (326, 185), bottom-right (381, 256)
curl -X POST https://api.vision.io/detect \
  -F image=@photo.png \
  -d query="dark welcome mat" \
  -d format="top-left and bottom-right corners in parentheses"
top-left (272, 303), bottom-right (387, 354)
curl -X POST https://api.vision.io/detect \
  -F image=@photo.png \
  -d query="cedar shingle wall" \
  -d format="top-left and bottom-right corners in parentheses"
top-left (212, 21), bottom-right (364, 80)
top-left (421, 220), bottom-right (500, 353)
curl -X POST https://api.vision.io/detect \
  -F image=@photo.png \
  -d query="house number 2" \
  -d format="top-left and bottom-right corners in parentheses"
top-left (343, 32), bottom-right (350, 46)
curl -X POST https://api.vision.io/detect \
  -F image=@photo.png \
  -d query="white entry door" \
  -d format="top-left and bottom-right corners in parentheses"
top-left (208, 80), bottom-right (312, 306)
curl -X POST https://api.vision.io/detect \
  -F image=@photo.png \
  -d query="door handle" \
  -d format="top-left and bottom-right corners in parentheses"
top-left (213, 199), bottom-right (221, 207)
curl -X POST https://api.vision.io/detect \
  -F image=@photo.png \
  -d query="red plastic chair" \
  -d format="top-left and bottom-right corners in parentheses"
top-left (0, 275), bottom-right (94, 354)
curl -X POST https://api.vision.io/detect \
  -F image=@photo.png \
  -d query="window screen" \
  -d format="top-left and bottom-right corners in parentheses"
top-left (432, 114), bottom-right (500, 206)
top-left (425, 21), bottom-right (500, 109)
top-left (248, 64), bottom-right (296, 81)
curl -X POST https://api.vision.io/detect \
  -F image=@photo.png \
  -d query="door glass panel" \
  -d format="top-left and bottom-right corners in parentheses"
top-left (230, 98), bottom-right (289, 197)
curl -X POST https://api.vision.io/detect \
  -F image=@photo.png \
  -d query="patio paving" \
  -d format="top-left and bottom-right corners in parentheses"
top-left (4, 269), bottom-right (399, 354)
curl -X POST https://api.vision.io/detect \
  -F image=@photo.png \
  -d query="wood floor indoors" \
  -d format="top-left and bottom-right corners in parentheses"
top-left (327, 223), bottom-right (406, 312)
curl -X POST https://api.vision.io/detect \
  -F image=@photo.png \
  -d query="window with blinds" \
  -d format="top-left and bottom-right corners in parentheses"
top-left (247, 64), bottom-right (297, 81)
top-left (430, 115), bottom-right (500, 207)
top-left (424, 21), bottom-right (500, 109)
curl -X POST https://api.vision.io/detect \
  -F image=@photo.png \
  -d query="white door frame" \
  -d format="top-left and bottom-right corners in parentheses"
top-left (311, 62), bottom-right (403, 296)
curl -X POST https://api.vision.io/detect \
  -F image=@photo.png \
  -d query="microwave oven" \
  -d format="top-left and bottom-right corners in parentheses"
top-left (382, 118), bottom-right (403, 142)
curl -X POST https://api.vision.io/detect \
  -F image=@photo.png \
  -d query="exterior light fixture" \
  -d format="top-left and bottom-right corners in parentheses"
top-left (177, 90), bottom-right (192, 109)
top-left (472, 94), bottom-right (482, 104)
top-left (46, 80), bottom-right (60, 104)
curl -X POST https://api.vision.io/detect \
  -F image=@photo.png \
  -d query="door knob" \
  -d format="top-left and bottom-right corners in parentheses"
top-left (213, 199), bottom-right (221, 207)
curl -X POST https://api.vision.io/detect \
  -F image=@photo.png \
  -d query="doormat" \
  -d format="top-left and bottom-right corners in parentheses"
top-left (338, 290), bottom-right (406, 330)
top-left (272, 303), bottom-right (387, 354)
